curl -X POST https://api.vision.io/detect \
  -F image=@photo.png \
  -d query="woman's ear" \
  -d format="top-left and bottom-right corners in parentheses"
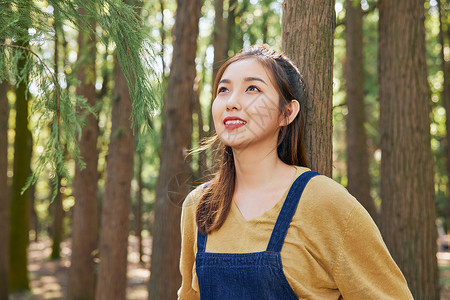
top-left (279, 100), bottom-right (300, 126)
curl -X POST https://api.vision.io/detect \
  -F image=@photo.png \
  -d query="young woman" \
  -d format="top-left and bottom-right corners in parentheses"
top-left (178, 45), bottom-right (413, 299)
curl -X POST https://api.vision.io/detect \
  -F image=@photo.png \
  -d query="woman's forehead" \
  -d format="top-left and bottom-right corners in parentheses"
top-left (220, 58), bottom-right (273, 82)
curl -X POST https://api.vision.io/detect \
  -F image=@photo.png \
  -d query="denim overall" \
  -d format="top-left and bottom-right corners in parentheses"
top-left (196, 170), bottom-right (319, 299)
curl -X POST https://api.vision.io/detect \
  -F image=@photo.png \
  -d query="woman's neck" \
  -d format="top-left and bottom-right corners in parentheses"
top-left (232, 145), bottom-right (294, 192)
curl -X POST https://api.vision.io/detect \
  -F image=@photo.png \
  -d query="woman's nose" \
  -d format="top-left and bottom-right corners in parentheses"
top-left (226, 92), bottom-right (241, 111)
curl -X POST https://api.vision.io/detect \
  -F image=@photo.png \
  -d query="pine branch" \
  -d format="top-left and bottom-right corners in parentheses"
top-left (0, 0), bottom-right (161, 198)
top-left (0, 43), bottom-right (61, 125)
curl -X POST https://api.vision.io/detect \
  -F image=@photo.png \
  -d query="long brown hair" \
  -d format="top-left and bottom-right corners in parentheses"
top-left (196, 44), bottom-right (309, 234)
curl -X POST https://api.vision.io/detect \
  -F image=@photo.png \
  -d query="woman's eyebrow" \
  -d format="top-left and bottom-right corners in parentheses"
top-left (244, 76), bottom-right (267, 85)
top-left (218, 77), bottom-right (268, 86)
top-left (218, 78), bottom-right (231, 85)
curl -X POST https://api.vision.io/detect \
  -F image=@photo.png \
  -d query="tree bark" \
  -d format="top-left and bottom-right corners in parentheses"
top-left (193, 80), bottom-right (207, 180)
top-left (281, 0), bottom-right (335, 176)
top-left (148, 0), bottom-right (201, 298)
top-left (345, 0), bottom-right (376, 219)
top-left (226, 0), bottom-right (238, 56)
top-left (95, 58), bottom-right (135, 300)
top-left (136, 150), bottom-right (144, 263)
top-left (0, 78), bottom-right (9, 300)
top-left (68, 13), bottom-right (99, 300)
top-left (50, 178), bottom-right (64, 259)
top-left (438, 0), bottom-right (450, 231)
top-left (9, 46), bottom-right (31, 292)
top-left (50, 18), bottom-right (64, 260)
top-left (209, 0), bottom-right (226, 155)
top-left (212, 0), bottom-right (226, 87)
top-left (378, 0), bottom-right (439, 298)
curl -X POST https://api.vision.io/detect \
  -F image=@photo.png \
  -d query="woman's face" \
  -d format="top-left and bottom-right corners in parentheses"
top-left (212, 58), bottom-right (284, 150)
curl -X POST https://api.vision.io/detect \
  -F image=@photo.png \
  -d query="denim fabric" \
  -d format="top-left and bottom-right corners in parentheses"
top-left (196, 171), bottom-right (319, 299)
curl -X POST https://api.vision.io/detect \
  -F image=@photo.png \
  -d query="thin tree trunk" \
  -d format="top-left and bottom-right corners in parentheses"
top-left (193, 79), bottom-right (207, 180)
top-left (50, 19), bottom-right (64, 260)
top-left (96, 58), bottom-right (135, 300)
top-left (148, 0), bottom-right (201, 298)
top-left (9, 45), bottom-right (31, 292)
top-left (226, 0), bottom-right (237, 56)
top-left (68, 12), bottom-right (99, 300)
top-left (136, 150), bottom-right (144, 263)
top-left (209, 0), bottom-right (226, 142)
top-left (29, 183), bottom-right (38, 242)
top-left (212, 0), bottom-right (226, 88)
top-left (50, 178), bottom-right (64, 259)
top-left (159, 0), bottom-right (166, 81)
top-left (345, 0), bottom-right (376, 219)
top-left (438, 0), bottom-right (450, 231)
top-left (378, 0), bottom-right (439, 298)
top-left (0, 78), bottom-right (10, 300)
top-left (281, 0), bottom-right (335, 176)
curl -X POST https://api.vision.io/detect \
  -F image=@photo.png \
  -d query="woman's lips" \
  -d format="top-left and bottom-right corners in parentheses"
top-left (223, 117), bottom-right (247, 130)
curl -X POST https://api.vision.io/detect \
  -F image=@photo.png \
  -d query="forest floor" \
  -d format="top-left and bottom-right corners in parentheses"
top-left (9, 235), bottom-right (152, 300)
top-left (7, 236), bottom-right (450, 299)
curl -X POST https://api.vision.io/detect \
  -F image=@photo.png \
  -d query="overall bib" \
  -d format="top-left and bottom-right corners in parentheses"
top-left (196, 170), bottom-right (319, 300)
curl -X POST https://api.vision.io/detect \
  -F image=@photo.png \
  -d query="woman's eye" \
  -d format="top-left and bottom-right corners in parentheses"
top-left (246, 85), bottom-right (261, 92)
top-left (218, 86), bottom-right (229, 94)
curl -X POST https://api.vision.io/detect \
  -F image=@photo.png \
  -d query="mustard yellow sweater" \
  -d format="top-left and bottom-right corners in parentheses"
top-left (178, 167), bottom-right (413, 299)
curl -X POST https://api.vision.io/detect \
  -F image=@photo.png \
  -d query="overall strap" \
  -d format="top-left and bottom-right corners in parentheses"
top-left (266, 170), bottom-right (319, 252)
top-left (197, 230), bottom-right (207, 253)
top-left (196, 181), bottom-right (212, 253)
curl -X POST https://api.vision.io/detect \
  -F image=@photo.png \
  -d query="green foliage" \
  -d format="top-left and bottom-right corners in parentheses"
top-left (0, 0), bottom-right (161, 198)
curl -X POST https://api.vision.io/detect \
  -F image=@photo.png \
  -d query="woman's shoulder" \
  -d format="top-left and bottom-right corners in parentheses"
top-left (182, 182), bottom-right (210, 210)
top-left (297, 169), bottom-right (364, 220)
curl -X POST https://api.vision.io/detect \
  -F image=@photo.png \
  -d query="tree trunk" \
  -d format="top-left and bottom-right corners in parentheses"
top-left (0, 78), bottom-right (9, 300)
top-left (281, 0), bottom-right (335, 176)
top-left (29, 183), bottom-right (38, 242)
top-left (68, 14), bottom-right (99, 300)
top-left (344, 0), bottom-right (376, 219)
top-left (378, 1), bottom-right (439, 298)
top-left (148, 0), bottom-right (201, 298)
top-left (50, 178), bottom-right (64, 259)
top-left (9, 46), bottom-right (31, 292)
top-left (193, 80), bottom-right (207, 180)
top-left (212, 0), bottom-right (226, 87)
top-left (439, 0), bottom-right (450, 231)
top-left (209, 0), bottom-right (226, 159)
top-left (226, 0), bottom-right (238, 56)
top-left (95, 58), bottom-right (135, 300)
top-left (50, 20), bottom-right (64, 260)
top-left (136, 150), bottom-right (144, 263)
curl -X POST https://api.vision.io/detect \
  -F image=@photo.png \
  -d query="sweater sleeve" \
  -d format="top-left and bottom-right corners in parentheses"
top-left (177, 189), bottom-right (201, 300)
top-left (332, 204), bottom-right (413, 299)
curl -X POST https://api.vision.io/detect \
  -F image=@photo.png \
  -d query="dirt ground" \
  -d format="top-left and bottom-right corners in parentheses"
top-left (8, 237), bottom-right (450, 299)
top-left (9, 236), bottom-right (151, 300)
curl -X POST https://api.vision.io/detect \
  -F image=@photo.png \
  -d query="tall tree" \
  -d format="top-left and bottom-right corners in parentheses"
top-left (439, 0), bottom-right (450, 229)
top-left (68, 12), bottom-right (99, 300)
top-left (378, 0), bottom-right (439, 298)
top-left (281, 0), bottom-right (336, 176)
top-left (208, 0), bottom-right (227, 171)
top-left (9, 45), bottom-right (32, 292)
top-left (226, 0), bottom-right (238, 56)
top-left (148, 0), bottom-right (201, 298)
top-left (212, 0), bottom-right (226, 87)
top-left (135, 148), bottom-right (144, 263)
top-left (0, 5), bottom-right (9, 296)
top-left (50, 16), bottom-right (65, 260)
top-left (345, 0), bottom-right (376, 219)
top-left (95, 58), bottom-right (135, 300)
top-left (0, 77), bottom-right (9, 299)
top-left (50, 178), bottom-right (64, 259)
